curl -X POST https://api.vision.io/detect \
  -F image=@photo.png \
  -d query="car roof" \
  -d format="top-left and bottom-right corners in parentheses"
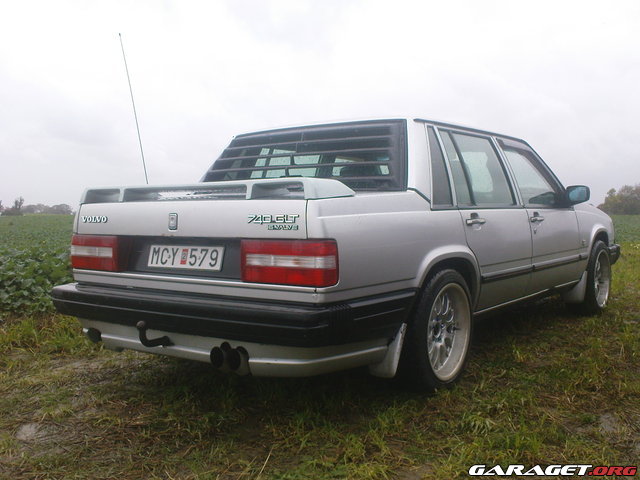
top-left (234, 116), bottom-right (528, 144)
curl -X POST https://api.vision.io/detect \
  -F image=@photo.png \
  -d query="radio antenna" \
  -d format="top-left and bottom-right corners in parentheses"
top-left (119, 33), bottom-right (149, 184)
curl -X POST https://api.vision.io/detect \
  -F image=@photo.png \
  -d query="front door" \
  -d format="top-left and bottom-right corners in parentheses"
top-left (498, 139), bottom-right (583, 294)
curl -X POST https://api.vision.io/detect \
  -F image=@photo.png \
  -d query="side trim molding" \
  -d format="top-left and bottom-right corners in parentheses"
top-left (480, 254), bottom-right (584, 284)
top-left (475, 279), bottom-right (581, 315)
top-left (532, 254), bottom-right (582, 272)
top-left (481, 265), bottom-right (533, 283)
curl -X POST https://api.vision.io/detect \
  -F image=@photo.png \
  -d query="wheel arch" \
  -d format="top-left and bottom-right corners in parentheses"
top-left (416, 247), bottom-right (480, 309)
top-left (592, 229), bottom-right (609, 248)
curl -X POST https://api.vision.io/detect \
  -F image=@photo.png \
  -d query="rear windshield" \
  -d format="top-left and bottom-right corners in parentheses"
top-left (202, 120), bottom-right (407, 191)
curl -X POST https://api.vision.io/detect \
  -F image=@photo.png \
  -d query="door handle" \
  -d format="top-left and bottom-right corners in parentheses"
top-left (466, 213), bottom-right (486, 226)
top-left (530, 212), bottom-right (545, 223)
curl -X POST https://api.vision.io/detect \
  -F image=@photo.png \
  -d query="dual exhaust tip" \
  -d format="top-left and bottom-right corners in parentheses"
top-left (210, 342), bottom-right (250, 375)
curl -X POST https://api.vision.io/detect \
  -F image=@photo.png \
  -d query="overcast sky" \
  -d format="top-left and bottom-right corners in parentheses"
top-left (1, 0), bottom-right (638, 208)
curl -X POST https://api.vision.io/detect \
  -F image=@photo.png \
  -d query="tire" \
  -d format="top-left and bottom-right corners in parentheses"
top-left (399, 269), bottom-right (473, 392)
top-left (569, 240), bottom-right (612, 315)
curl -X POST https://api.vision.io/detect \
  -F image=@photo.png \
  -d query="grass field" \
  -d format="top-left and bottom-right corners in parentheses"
top-left (612, 214), bottom-right (640, 243)
top-left (0, 215), bottom-right (639, 479)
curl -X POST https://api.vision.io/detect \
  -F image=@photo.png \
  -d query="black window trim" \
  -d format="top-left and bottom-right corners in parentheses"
top-left (425, 125), bottom-right (455, 210)
top-left (447, 131), bottom-right (478, 206)
top-left (423, 123), bottom-right (458, 209)
top-left (490, 135), bottom-right (524, 207)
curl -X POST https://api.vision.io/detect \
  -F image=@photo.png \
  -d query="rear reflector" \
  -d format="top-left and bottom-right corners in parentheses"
top-left (71, 235), bottom-right (129, 271)
top-left (241, 239), bottom-right (338, 287)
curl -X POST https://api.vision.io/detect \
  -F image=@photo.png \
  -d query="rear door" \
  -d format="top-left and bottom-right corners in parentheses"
top-left (497, 138), bottom-right (583, 293)
top-left (436, 129), bottom-right (532, 311)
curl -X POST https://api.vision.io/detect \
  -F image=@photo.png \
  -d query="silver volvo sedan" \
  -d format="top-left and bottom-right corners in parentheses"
top-left (52, 118), bottom-right (620, 391)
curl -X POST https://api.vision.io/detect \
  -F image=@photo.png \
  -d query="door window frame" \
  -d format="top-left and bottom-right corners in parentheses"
top-left (495, 137), bottom-right (569, 209)
top-left (435, 127), bottom-right (522, 210)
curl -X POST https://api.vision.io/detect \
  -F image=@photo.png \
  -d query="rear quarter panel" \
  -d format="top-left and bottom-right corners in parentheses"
top-left (307, 192), bottom-right (477, 303)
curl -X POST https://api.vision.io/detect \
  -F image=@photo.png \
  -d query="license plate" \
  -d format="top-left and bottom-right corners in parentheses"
top-left (148, 245), bottom-right (224, 271)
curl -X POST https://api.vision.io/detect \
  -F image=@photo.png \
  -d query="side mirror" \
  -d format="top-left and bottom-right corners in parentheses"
top-left (566, 185), bottom-right (590, 205)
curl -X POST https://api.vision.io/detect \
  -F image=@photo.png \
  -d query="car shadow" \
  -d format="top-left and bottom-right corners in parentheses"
top-left (86, 295), bottom-right (577, 441)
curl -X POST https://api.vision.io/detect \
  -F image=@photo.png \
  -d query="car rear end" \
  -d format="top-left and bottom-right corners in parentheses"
top-left (52, 119), bottom-right (419, 377)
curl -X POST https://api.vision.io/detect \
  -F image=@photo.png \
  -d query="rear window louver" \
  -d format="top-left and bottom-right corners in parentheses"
top-left (202, 120), bottom-right (407, 191)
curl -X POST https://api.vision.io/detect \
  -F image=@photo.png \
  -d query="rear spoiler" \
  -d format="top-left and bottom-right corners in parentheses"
top-left (80, 178), bottom-right (355, 204)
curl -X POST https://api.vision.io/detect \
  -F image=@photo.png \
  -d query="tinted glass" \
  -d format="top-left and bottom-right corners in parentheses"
top-left (503, 148), bottom-right (560, 206)
top-left (427, 127), bottom-right (452, 206)
top-left (440, 131), bottom-right (472, 205)
top-left (451, 133), bottom-right (514, 206)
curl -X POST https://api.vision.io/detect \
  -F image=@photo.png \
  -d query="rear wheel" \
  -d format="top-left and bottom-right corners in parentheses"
top-left (399, 269), bottom-right (472, 392)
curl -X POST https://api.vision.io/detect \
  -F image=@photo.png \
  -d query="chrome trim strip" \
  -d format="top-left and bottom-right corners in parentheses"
top-left (73, 269), bottom-right (314, 292)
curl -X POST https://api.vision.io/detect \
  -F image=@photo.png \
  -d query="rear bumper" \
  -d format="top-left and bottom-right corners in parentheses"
top-left (77, 319), bottom-right (393, 377)
top-left (51, 283), bottom-right (415, 348)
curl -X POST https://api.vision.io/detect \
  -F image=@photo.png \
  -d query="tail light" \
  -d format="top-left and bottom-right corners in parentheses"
top-left (241, 239), bottom-right (338, 287)
top-left (71, 235), bottom-right (130, 272)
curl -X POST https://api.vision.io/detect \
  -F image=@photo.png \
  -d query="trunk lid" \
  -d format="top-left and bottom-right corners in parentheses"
top-left (74, 178), bottom-right (354, 280)
top-left (77, 178), bottom-right (354, 238)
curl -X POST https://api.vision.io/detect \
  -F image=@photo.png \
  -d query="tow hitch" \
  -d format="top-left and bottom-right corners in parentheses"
top-left (136, 321), bottom-right (173, 347)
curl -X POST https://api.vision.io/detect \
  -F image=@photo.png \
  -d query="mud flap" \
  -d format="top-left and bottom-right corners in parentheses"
top-left (561, 271), bottom-right (587, 304)
top-left (368, 323), bottom-right (406, 378)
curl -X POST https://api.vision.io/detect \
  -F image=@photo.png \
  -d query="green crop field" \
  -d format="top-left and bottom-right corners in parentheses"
top-left (612, 214), bottom-right (640, 243)
top-left (0, 215), bottom-right (73, 315)
top-left (0, 214), bottom-right (74, 249)
top-left (0, 214), bottom-right (639, 479)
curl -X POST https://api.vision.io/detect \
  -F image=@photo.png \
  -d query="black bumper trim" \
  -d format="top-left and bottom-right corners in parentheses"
top-left (51, 284), bottom-right (416, 348)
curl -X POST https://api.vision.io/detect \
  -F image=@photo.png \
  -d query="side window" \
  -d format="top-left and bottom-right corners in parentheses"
top-left (442, 131), bottom-right (515, 207)
top-left (502, 147), bottom-right (561, 207)
top-left (427, 127), bottom-right (453, 206)
top-left (440, 131), bottom-right (472, 206)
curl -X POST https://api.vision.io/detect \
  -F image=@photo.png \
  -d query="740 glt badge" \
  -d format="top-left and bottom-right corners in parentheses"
top-left (248, 214), bottom-right (299, 230)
